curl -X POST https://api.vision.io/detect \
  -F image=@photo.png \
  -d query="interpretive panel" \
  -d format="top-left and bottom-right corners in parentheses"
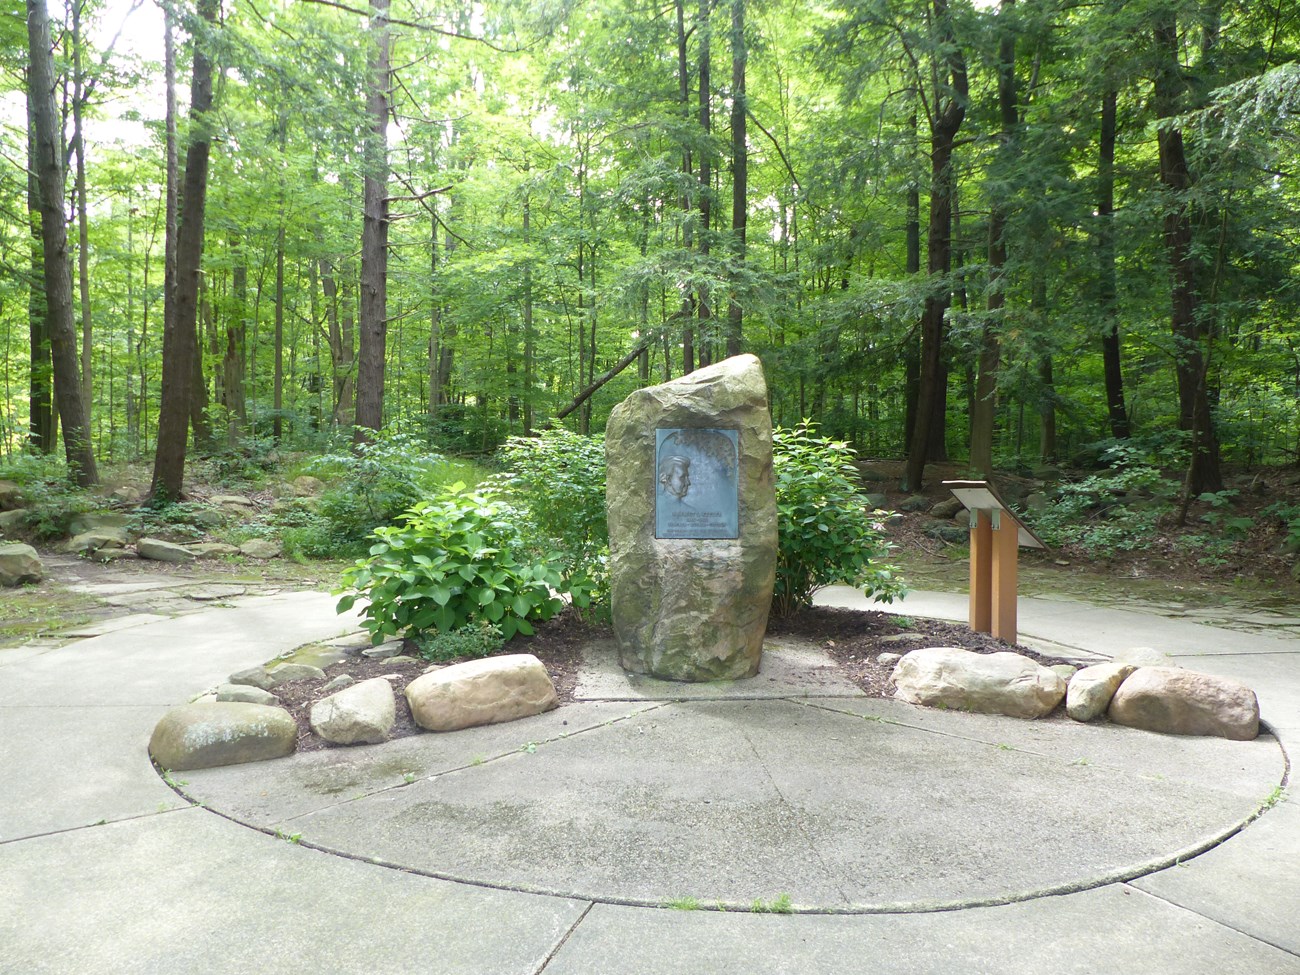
top-left (655, 427), bottom-right (740, 539)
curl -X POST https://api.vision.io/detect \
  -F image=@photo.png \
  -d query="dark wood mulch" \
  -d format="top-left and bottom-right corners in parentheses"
top-left (273, 605), bottom-right (1073, 752)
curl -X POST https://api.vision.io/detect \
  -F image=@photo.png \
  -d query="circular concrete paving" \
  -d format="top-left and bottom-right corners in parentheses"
top-left (180, 695), bottom-right (1286, 913)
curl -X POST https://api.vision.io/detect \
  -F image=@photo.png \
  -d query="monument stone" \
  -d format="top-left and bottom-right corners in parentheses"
top-left (605, 354), bottom-right (777, 680)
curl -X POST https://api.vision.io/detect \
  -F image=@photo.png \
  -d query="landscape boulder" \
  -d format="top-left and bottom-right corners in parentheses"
top-left (930, 497), bottom-right (964, 520)
top-left (211, 494), bottom-right (254, 507)
top-left (1066, 662), bottom-right (1137, 722)
top-left (149, 702), bottom-right (297, 770)
top-left (0, 508), bottom-right (27, 533)
top-left (405, 653), bottom-right (558, 732)
top-left (239, 539), bottom-right (282, 559)
top-left (190, 542), bottom-right (241, 558)
top-left (265, 662), bottom-right (326, 686)
top-left (0, 543), bottom-right (43, 586)
top-left (137, 537), bottom-right (196, 563)
top-left (893, 646), bottom-right (1066, 719)
top-left (0, 480), bottom-right (22, 509)
top-left (310, 677), bottom-right (396, 745)
top-left (64, 527), bottom-right (130, 556)
top-left (292, 475), bottom-right (324, 496)
top-left (215, 683), bottom-right (281, 706)
top-left (605, 354), bottom-right (778, 681)
top-left (1108, 667), bottom-right (1259, 740)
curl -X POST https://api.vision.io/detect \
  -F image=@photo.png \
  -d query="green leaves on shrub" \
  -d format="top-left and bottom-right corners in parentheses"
top-left (772, 422), bottom-right (905, 617)
top-left (335, 483), bottom-right (588, 645)
top-left (490, 429), bottom-right (610, 615)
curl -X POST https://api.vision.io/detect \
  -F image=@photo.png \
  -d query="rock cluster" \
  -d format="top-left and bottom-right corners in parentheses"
top-left (892, 646), bottom-right (1260, 740)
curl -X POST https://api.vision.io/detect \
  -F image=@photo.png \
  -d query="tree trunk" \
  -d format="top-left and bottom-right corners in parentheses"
top-left (1152, 10), bottom-right (1222, 495)
top-left (696, 0), bottom-right (713, 365)
top-left (726, 0), bottom-right (746, 357)
top-left (969, 0), bottom-right (1018, 478)
top-left (150, 0), bottom-right (217, 501)
top-left (224, 246), bottom-right (248, 445)
top-left (676, 0), bottom-right (696, 375)
top-left (27, 0), bottom-right (97, 485)
top-left (1097, 85), bottom-right (1130, 439)
top-left (901, 123), bottom-right (920, 456)
top-left (522, 172), bottom-right (535, 433)
top-left (71, 0), bottom-right (93, 414)
top-left (189, 282), bottom-right (214, 452)
top-left (354, 0), bottom-right (391, 441)
top-left (25, 80), bottom-right (54, 454)
top-left (902, 0), bottom-right (967, 493)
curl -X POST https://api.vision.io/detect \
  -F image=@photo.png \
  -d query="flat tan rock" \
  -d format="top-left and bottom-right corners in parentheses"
top-left (405, 653), bottom-right (558, 732)
top-left (1108, 667), bottom-right (1259, 740)
top-left (1066, 662), bottom-right (1137, 722)
top-left (893, 646), bottom-right (1066, 719)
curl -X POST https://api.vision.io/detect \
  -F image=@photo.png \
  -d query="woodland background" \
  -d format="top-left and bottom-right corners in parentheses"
top-left (7, 0), bottom-right (1300, 501)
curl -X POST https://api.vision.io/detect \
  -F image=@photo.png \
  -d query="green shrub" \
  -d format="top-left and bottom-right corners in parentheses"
top-left (0, 454), bottom-right (95, 538)
top-left (490, 429), bottom-right (609, 614)
top-left (771, 422), bottom-right (905, 617)
top-left (414, 619), bottom-right (505, 662)
top-left (1031, 442), bottom-right (1180, 555)
top-left (335, 483), bottom-right (590, 645)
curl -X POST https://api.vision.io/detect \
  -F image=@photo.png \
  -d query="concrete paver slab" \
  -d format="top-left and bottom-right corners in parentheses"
top-left (58, 613), bottom-right (171, 637)
top-left (575, 638), bottom-right (865, 701)
top-left (542, 885), bottom-right (1300, 975)
top-left (1132, 798), bottom-right (1300, 955)
top-left (0, 809), bottom-right (583, 975)
top-left (808, 696), bottom-right (1286, 800)
top-left (217, 697), bottom-right (1282, 911)
top-left (0, 705), bottom-right (177, 841)
top-left (184, 701), bottom-right (661, 826)
top-left (0, 591), bottom-right (351, 706)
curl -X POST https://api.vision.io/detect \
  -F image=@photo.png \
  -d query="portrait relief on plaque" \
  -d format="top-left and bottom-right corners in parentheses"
top-left (654, 428), bottom-right (740, 539)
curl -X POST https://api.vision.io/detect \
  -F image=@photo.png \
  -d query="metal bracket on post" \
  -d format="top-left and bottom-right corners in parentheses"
top-left (943, 481), bottom-right (1047, 645)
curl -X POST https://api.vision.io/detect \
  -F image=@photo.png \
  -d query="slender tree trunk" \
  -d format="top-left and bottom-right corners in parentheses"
top-left (71, 0), bottom-right (93, 414)
top-left (726, 0), bottom-right (746, 357)
top-left (225, 245), bottom-right (248, 445)
top-left (969, 0), bottom-right (1018, 477)
top-left (27, 0), bottom-right (97, 485)
top-left (1097, 85), bottom-right (1129, 440)
top-left (150, 0), bottom-right (216, 501)
top-left (1152, 10), bottom-right (1222, 495)
top-left (696, 0), bottom-right (713, 365)
top-left (273, 222), bottom-right (285, 441)
top-left (902, 116), bottom-right (920, 456)
top-left (676, 0), bottom-right (695, 374)
top-left (190, 279), bottom-right (214, 451)
top-left (903, 0), bottom-right (967, 493)
top-left (522, 171), bottom-right (535, 433)
top-left (355, 0), bottom-right (391, 440)
top-left (25, 80), bottom-right (54, 454)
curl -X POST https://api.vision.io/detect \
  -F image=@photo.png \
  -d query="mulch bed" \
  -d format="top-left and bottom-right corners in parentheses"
top-left (274, 605), bottom-right (1074, 752)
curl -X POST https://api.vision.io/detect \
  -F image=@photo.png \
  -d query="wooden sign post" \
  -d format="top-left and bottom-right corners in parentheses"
top-left (941, 481), bottom-right (1046, 644)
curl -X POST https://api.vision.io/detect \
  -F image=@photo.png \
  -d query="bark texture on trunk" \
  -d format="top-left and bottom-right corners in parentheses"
top-left (1097, 86), bottom-right (1130, 440)
top-left (150, 0), bottom-right (217, 501)
top-left (355, 0), bottom-right (392, 440)
top-left (1153, 10), bottom-right (1222, 495)
top-left (27, 0), bottom-right (97, 485)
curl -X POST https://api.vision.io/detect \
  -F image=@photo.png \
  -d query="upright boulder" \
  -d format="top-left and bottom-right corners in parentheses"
top-left (605, 354), bottom-right (778, 681)
top-left (1108, 667), bottom-right (1259, 740)
top-left (310, 676), bottom-right (395, 745)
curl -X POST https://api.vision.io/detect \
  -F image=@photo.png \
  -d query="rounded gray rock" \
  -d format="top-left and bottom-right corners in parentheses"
top-left (0, 542), bottom-right (43, 586)
top-left (310, 677), bottom-right (396, 745)
top-left (149, 702), bottom-right (297, 771)
top-left (893, 646), bottom-right (1066, 719)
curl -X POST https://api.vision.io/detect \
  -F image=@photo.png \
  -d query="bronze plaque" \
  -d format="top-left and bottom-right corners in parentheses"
top-left (654, 428), bottom-right (740, 539)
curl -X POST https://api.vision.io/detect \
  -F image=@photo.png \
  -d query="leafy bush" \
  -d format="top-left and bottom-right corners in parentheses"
top-left (335, 483), bottom-right (590, 645)
top-left (0, 454), bottom-right (95, 538)
top-left (291, 427), bottom-right (486, 557)
top-left (413, 619), bottom-right (505, 662)
top-left (771, 422), bottom-right (905, 617)
top-left (489, 429), bottom-right (609, 613)
top-left (1030, 441), bottom-right (1180, 555)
